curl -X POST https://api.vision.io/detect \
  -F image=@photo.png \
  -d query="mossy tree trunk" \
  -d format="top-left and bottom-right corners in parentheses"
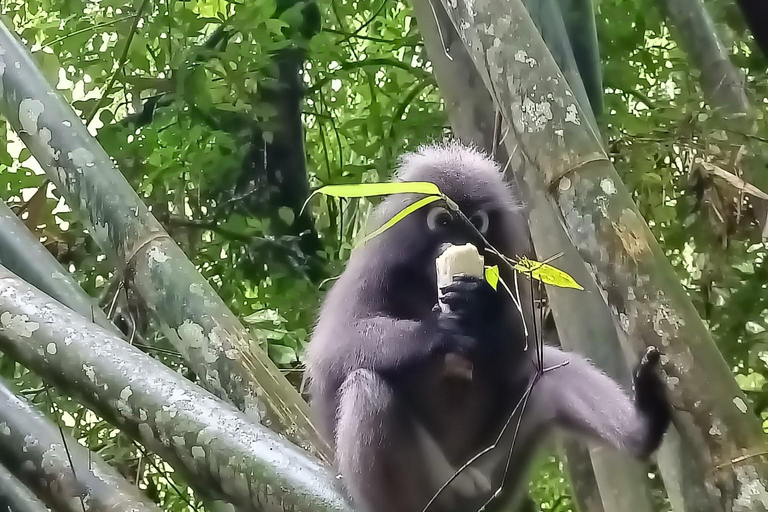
top-left (424, 0), bottom-right (768, 508)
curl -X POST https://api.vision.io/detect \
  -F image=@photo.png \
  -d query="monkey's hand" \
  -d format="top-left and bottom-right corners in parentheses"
top-left (632, 346), bottom-right (672, 457)
top-left (436, 275), bottom-right (503, 358)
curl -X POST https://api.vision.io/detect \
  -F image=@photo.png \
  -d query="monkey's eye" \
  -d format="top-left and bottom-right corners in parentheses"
top-left (469, 211), bottom-right (489, 234)
top-left (427, 206), bottom-right (454, 231)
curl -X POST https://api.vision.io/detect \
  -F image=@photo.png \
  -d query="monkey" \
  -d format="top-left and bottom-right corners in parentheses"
top-left (304, 141), bottom-right (671, 512)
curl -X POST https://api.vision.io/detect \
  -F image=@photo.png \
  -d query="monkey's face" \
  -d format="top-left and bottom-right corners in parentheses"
top-left (423, 202), bottom-right (491, 254)
top-left (374, 196), bottom-right (520, 280)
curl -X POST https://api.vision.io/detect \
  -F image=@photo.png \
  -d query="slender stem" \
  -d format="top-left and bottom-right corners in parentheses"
top-left (86, 0), bottom-right (150, 124)
top-left (45, 15), bottom-right (134, 47)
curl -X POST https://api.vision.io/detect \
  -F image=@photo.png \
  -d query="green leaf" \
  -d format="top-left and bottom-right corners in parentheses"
top-left (356, 195), bottom-right (441, 246)
top-left (484, 265), bottom-right (500, 291)
top-left (278, 207), bottom-right (295, 226)
top-left (315, 181), bottom-right (441, 199)
top-left (302, 181), bottom-right (443, 214)
top-left (268, 344), bottom-right (297, 365)
top-left (513, 257), bottom-right (584, 290)
top-left (18, 148), bottom-right (31, 163)
top-left (243, 309), bottom-right (286, 324)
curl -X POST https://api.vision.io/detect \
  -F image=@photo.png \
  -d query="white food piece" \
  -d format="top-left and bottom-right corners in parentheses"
top-left (435, 243), bottom-right (484, 381)
top-left (436, 243), bottom-right (484, 313)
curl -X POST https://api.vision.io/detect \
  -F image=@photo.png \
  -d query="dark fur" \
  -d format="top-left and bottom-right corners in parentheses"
top-left (305, 142), bottom-right (671, 512)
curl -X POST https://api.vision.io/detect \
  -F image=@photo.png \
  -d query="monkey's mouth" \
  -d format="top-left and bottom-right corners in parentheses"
top-left (437, 242), bottom-right (454, 257)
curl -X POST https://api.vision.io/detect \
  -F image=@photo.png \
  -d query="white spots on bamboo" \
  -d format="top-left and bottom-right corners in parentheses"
top-left (619, 312), bottom-right (629, 332)
top-left (138, 423), bottom-right (154, 444)
top-left (178, 320), bottom-right (204, 349)
top-left (208, 324), bottom-right (226, 352)
top-left (487, 39), bottom-right (504, 77)
top-left (38, 127), bottom-right (59, 164)
top-left (116, 396), bottom-right (133, 418)
top-left (83, 363), bottom-right (96, 382)
top-left (514, 50), bottom-right (537, 68)
top-left (651, 298), bottom-right (685, 349)
top-left (464, 0), bottom-right (476, 19)
top-left (46, 342), bottom-right (57, 355)
top-left (733, 465), bottom-right (768, 511)
top-left (733, 396), bottom-right (748, 414)
top-left (90, 221), bottom-right (110, 246)
top-left (18, 98), bottom-right (44, 135)
top-left (666, 376), bottom-right (679, 391)
top-left (147, 245), bottom-right (169, 263)
top-left (244, 394), bottom-right (264, 423)
top-left (64, 327), bottom-right (76, 346)
top-left (0, 423), bottom-right (9, 436)
top-left (709, 418), bottom-right (723, 436)
top-left (558, 177), bottom-right (571, 191)
top-left (600, 178), bottom-right (617, 195)
top-left (565, 103), bottom-right (580, 125)
top-left (22, 434), bottom-right (37, 453)
top-left (512, 97), bottom-right (552, 133)
top-left (189, 283), bottom-right (204, 296)
top-left (191, 446), bottom-right (206, 459)
top-left (161, 404), bottom-right (178, 419)
top-left (0, 312), bottom-right (40, 338)
top-left (68, 147), bottom-right (95, 172)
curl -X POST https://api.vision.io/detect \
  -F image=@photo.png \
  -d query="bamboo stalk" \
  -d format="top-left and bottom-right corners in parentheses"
top-left (0, 20), bottom-right (327, 459)
top-left (0, 379), bottom-right (161, 512)
top-left (0, 265), bottom-right (350, 512)
top-left (430, 0), bottom-right (768, 507)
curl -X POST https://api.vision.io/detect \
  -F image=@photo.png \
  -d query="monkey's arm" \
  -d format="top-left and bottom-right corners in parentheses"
top-left (342, 314), bottom-right (475, 376)
top-left (537, 345), bottom-right (671, 458)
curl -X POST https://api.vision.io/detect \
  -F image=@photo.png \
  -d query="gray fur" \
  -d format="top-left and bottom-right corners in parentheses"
top-left (305, 141), bottom-right (670, 512)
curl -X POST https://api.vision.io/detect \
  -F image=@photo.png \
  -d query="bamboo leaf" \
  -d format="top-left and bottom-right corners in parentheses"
top-left (302, 181), bottom-right (443, 214)
top-left (356, 195), bottom-right (442, 246)
top-left (514, 257), bottom-right (584, 290)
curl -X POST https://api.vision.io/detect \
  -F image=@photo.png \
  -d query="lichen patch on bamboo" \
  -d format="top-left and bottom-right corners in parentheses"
top-left (18, 98), bottom-right (43, 135)
top-left (565, 104), bottom-right (580, 125)
top-left (734, 465), bottom-right (768, 511)
top-left (0, 311), bottom-right (40, 337)
top-left (733, 397), bottom-right (748, 414)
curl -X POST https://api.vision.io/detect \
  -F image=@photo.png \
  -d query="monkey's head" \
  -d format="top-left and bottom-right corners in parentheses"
top-left (346, 141), bottom-right (531, 312)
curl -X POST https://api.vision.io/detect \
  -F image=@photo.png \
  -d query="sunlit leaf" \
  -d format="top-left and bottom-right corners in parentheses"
top-left (484, 265), bottom-right (500, 291)
top-left (356, 195), bottom-right (442, 246)
top-left (310, 181), bottom-right (441, 200)
top-left (514, 257), bottom-right (584, 290)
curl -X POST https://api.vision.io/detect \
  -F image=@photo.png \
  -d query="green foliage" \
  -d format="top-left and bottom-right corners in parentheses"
top-left (597, 0), bottom-right (768, 427)
top-left (0, 0), bottom-right (766, 508)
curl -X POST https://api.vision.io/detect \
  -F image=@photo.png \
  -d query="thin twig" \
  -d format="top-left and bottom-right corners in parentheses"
top-left (86, 0), bottom-right (150, 124)
top-left (45, 15), bottom-right (134, 47)
top-left (45, 388), bottom-right (86, 512)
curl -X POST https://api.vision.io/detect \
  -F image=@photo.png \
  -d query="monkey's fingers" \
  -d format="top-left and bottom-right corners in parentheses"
top-left (634, 346), bottom-right (662, 380)
top-left (439, 290), bottom-right (474, 312)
